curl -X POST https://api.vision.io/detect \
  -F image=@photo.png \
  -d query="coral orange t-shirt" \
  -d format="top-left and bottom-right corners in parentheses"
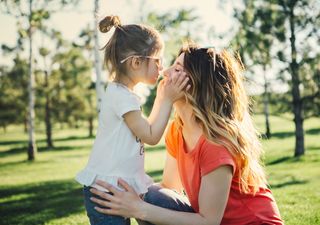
top-left (165, 121), bottom-right (283, 225)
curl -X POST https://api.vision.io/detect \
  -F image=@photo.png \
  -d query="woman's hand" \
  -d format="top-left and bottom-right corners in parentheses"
top-left (90, 179), bottom-right (145, 219)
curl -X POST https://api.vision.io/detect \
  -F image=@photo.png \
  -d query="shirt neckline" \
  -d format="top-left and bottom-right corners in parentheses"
top-left (179, 129), bottom-right (205, 156)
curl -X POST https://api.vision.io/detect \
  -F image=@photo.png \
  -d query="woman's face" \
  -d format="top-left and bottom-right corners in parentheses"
top-left (163, 53), bottom-right (185, 80)
top-left (163, 53), bottom-right (188, 104)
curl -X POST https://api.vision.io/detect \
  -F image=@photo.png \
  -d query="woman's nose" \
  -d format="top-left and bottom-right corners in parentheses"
top-left (162, 67), bottom-right (171, 79)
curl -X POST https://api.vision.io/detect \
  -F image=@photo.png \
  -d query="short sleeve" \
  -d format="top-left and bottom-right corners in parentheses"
top-left (165, 121), bottom-right (179, 158)
top-left (199, 142), bottom-right (236, 177)
top-left (112, 87), bottom-right (141, 118)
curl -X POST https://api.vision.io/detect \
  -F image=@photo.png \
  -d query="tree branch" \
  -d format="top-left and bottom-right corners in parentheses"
top-left (302, 91), bottom-right (320, 102)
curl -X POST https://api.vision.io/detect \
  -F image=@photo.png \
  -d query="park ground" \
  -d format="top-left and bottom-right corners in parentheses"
top-left (0, 115), bottom-right (319, 225)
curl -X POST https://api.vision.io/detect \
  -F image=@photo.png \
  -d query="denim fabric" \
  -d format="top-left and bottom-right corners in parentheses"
top-left (137, 185), bottom-right (194, 225)
top-left (83, 186), bottom-right (130, 225)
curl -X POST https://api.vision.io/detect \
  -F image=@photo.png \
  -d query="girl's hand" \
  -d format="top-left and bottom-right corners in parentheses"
top-left (90, 179), bottom-right (145, 219)
top-left (160, 70), bottom-right (190, 103)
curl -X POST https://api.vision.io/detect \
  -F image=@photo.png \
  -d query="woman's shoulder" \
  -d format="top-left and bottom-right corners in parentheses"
top-left (199, 139), bottom-right (237, 176)
top-left (200, 139), bottom-right (236, 164)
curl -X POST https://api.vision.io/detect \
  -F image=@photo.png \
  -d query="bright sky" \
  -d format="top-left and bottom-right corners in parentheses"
top-left (0, 0), bottom-right (235, 49)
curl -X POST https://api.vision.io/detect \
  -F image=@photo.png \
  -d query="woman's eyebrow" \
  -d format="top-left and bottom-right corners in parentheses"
top-left (176, 61), bottom-right (183, 66)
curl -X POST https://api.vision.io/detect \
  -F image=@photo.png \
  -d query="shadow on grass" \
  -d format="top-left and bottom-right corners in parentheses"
top-left (0, 135), bottom-right (92, 147)
top-left (145, 145), bottom-right (165, 152)
top-left (147, 169), bottom-right (163, 183)
top-left (0, 179), bottom-right (84, 225)
top-left (0, 145), bottom-right (84, 158)
top-left (266, 156), bottom-right (305, 165)
top-left (271, 131), bottom-right (294, 139)
top-left (147, 169), bottom-right (163, 178)
top-left (270, 179), bottom-right (308, 189)
top-left (54, 135), bottom-right (93, 142)
top-left (0, 140), bottom-right (27, 146)
top-left (269, 127), bottom-right (319, 139)
top-left (306, 128), bottom-right (320, 135)
top-left (308, 146), bottom-right (320, 151)
top-left (266, 156), bottom-right (292, 165)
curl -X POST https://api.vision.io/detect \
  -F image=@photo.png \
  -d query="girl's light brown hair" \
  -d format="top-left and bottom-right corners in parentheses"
top-left (177, 43), bottom-right (267, 194)
top-left (99, 15), bottom-right (163, 80)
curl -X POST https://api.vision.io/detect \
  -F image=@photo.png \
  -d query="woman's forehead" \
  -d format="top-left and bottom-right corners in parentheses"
top-left (175, 53), bottom-right (185, 65)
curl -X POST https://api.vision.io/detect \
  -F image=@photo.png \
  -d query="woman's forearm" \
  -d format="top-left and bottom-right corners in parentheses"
top-left (137, 202), bottom-right (215, 225)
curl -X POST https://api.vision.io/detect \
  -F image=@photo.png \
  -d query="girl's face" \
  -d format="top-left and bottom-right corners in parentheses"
top-left (142, 51), bottom-right (164, 85)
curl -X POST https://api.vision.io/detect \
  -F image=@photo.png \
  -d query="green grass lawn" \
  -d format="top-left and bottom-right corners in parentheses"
top-left (0, 115), bottom-right (319, 225)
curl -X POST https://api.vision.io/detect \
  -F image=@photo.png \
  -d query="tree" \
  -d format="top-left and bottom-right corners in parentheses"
top-left (232, 0), bottom-right (320, 156)
top-left (93, 0), bottom-right (104, 113)
top-left (50, 46), bottom-right (93, 131)
top-left (1, 0), bottom-right (80, 160)
top-left (232, 0), bottom-right (275, 138)
top-left (39, 46), bottom-right (54, 148)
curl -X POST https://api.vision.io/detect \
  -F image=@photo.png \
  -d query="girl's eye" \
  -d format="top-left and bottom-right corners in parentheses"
top-left (175, 69), bottom-right (180, 72)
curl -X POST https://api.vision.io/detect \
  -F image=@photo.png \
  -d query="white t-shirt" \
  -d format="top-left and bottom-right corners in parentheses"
top-left (75, 82), bottom-right (153, 194)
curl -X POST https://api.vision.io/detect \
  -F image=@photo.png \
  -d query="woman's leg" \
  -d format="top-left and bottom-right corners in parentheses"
top-left (83, 186), bottom-right (130, 225)
top-left (136, 184), bottom-right (194, 225)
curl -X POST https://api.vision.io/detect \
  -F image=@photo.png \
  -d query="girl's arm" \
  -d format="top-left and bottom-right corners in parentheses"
top-left (124, 74), bottom-right (189, 145)
top-left (90, 165), bottom-right (233, 225)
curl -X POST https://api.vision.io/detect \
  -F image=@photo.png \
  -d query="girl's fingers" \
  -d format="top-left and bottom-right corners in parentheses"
top-left (178, 77), bottom-right (189, 90)
top-left (169, 71), bottom-right (180, 83)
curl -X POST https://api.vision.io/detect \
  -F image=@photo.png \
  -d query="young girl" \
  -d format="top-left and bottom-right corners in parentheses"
top-left (75, 16), bottom-right (189, 225)
top-left (89, 43), bottom-right (284, 225)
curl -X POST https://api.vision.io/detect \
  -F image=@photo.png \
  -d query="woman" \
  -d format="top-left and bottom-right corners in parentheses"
top-left (89, 43), bottom-right (284, 225)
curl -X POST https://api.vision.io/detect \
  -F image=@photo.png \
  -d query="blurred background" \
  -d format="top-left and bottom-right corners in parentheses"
top-left (0, 0), bottom-right (319, 224)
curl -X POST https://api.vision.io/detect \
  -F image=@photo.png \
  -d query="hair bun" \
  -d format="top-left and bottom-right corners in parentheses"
top-left (99, 15), bottom-right (121, 33)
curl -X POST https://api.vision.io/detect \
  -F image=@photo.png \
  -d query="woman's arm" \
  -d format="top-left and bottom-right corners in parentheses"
top-left (160, 153), bottom-right (184, 193)
top-left (90, 165), bottom-right (233, 225)
top-left (124, 74), bottom-right (189, 145)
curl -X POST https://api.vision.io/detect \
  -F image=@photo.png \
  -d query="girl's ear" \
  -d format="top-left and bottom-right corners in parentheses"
top-left (130, 57), bottom-right (142, 70)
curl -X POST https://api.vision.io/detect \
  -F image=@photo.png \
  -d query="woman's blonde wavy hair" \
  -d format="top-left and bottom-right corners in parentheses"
top-left (176, 43), bottom-right (267, 194)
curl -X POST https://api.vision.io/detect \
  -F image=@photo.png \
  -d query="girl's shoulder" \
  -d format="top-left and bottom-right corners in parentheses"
top-left (105, 82), bottom-right (140, 101)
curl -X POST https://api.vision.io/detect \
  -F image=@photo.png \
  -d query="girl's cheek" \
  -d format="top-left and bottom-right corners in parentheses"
top-left (162, 67), bottom-right (172, 79)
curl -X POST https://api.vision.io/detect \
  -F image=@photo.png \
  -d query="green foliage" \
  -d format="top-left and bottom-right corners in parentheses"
top-left (0, 57), bottom-right (29, 128)
top-left (49, 46), bottom-right (94, 126)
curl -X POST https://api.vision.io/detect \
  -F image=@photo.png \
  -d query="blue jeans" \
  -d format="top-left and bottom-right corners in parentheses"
top-left (83, 186), bottom-right (130, 225)
top-left (137, 185), bottom-right (195, 225)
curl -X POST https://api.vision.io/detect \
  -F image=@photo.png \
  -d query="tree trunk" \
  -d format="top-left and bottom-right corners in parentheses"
top-left (94, 0), bottom-right (104, 113)
top-left (263, 65), bottom-right (271, 139)
top-left (45, 70), bottom-right (54, 149)
top-left (27, 0), bottom-right (37, 160)
top-left (24, 117), bottom-right (28, 133)
top-left (289, 5), bottom-right (304, 157)
top-left (88, 117), bottom-right (94, 137)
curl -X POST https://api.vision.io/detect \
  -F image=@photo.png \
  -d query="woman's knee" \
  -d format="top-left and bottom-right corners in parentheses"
top-left (143, 185), bottom-right (193, 212)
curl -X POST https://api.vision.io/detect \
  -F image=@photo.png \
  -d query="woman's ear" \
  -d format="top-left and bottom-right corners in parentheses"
top-left (130, 57), bottom-right (142, 70)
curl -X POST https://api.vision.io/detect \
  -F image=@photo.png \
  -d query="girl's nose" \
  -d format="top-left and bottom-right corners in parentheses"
top-left (162, 67), bottom-right (171, 79)
top-left (158, 64), bottom-right (164, 71)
